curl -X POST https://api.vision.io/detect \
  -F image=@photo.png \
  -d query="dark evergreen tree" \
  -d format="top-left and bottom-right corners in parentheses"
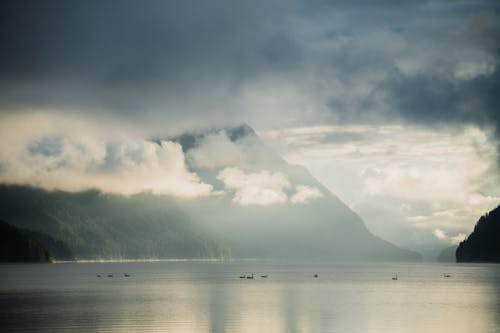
top-left (0, 220), bottom-right (52, 262)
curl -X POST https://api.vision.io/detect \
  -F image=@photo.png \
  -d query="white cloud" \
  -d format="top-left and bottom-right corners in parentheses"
top-left (451, 233), bottom-right (467, 244)
top-left (432, 229), bottom-right (447, 240)
top-left (187, 131), bottom-right (246, 169)
top-left (453, 60), bottom-right (497, 80)
top-left (291, 185), bottom-right (323, 204)
top-left (0, 113), bottom-right (213, 197)
top-left (217, 167), bottom-right (290, 206)
top-left (362, 165), bottom-right (470, 203)
top-left (186, 128), bottom-right (283, 170)
top-left (433, 229), bottom-right (466, 245)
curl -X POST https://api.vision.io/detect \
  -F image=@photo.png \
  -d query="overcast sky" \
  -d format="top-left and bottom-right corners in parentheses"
top-left (1, 0), bottom-right (499, 253)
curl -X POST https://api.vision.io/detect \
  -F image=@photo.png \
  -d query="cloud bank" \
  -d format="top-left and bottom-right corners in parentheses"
top-left (0, 114), bottom-right (326, 205)
top-left (0, 114), bottom-right (212, 197)
top-left (216, 168), bottom-right (323, 206)
top-left (1, 1), bottom-right (499, 147)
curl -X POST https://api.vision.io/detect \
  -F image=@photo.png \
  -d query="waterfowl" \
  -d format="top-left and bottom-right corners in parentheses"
top-left (246, 273), bottom-right (254, 279)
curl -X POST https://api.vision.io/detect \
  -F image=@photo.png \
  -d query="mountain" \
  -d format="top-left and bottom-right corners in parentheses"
top-left (456, 205), bottom-right (500, 263)
top-left (165, 124), bottom-right (421, 261)
top-left (0, 124), bottom-right (421, 261)
top-left (0, 220), bottom-right (51, 262)
top-left (437, 245), bottom-right (457, 262)
top-left (0, 186), bottom-right (229, 260)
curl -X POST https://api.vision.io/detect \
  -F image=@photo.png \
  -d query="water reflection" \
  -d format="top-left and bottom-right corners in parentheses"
top-left (0, 262), bottom-right (499, 332)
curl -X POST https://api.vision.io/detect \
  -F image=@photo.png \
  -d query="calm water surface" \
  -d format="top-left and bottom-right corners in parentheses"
top-left (0, 261), bottom-right (499, 332)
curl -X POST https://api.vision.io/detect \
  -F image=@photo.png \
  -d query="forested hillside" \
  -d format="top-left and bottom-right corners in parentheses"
top-left (0, 185), bottom-right (229, 260)
top-left (0, 220), bottom-right (51, 262)
top-left (456, 205), bottom-right (500, 263)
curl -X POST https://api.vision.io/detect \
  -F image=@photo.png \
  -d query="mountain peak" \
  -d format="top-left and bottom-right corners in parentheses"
top-left (152, 123), bottom-right (257, 152)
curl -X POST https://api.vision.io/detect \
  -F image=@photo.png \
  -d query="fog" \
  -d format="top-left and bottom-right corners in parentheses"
top-left (1, 0), bottom-right (499, 259)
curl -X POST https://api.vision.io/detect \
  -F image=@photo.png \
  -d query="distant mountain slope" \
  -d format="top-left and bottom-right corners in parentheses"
top-left (437, 245), bottom-right (457, 262)
top-left (456, 205), bottom-right (500, 263)
top-left (0, 220), bottom-right (51, 262)
top-left (167, 125), bottom-right (421, 261)
top-left (0, 186), bottom-right (229, 260)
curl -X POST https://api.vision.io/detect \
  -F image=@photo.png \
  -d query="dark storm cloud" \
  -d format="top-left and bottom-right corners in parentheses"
top-left (0, 0), bottom-right (499, 146)
top-left (305, 1), bottom-right (500, 156)
top-left (385, 70), bottom-right (500, 136)
top-left (0, 0), bottom-right (300, 118)
top-left (0, 1), bottom-right (271, 78)
top-left (378, 6), bottom-right (500, 154)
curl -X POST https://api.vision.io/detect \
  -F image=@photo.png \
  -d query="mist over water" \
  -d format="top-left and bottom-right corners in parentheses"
top-left (1, 261), bottom-right (499, 332)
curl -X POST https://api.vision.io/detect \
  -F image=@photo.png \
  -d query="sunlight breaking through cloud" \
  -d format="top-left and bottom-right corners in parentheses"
top-left (261, 124), bottom-right (500, 249)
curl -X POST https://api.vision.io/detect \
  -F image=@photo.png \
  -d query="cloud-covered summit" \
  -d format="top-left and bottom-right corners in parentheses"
top-left (0, 115), bottom-right (324, 206)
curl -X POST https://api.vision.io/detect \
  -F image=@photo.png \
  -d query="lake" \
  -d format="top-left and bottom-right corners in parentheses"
top-left (0, 261), bottom-right (499, 332)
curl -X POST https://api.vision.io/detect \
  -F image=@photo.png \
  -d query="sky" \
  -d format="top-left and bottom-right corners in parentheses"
top-left (1, 0), bottom-right (499, 253)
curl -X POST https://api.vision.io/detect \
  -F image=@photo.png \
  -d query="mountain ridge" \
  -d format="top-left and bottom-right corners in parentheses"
top-left (0, 124), bottom-right (421, 261)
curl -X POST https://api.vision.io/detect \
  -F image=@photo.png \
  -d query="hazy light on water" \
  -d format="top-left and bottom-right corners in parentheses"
top-left (0, 262), bottom-right (499, 332)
